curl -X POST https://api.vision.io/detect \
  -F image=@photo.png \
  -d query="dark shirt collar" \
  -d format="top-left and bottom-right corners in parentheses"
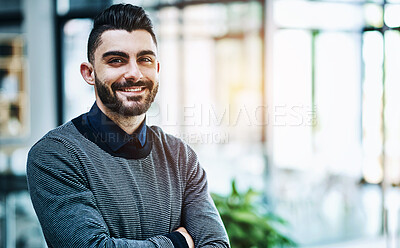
top-left (86, 103), bottom-right (147, 152)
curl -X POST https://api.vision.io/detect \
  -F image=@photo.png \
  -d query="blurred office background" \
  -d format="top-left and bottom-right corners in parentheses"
top-left (1, 0), bottom-right (400, 247)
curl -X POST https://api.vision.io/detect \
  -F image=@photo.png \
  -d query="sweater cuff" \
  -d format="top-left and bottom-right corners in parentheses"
top-left (164, 231), bottom-right (189, 248)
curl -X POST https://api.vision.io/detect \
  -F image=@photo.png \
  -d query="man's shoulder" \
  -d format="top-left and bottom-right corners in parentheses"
top-left (29, 121), bottom-right (83, 154)
top-left (42, 121), bottom-right (80, 141)
top-left (148, 125), bottom-right (184, 146)
top-left (148, 125), bottom-right (197, 158)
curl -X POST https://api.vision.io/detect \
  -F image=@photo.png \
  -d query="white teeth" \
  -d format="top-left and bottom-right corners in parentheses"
top-left (122, 88), bottom-right (142, 92)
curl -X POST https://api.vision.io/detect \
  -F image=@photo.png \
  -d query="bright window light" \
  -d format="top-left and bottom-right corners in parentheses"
top-left (274, 0), bottom-right (364, 30)
top-left (272, 29), bottom-right (313, 169)
top-left (314, 32), bottom-right (362, 176)
top-left (385, 4), bottom-right (400, 28)
top-left (364, 4), bottom-right (384, 28)
top-left (384, 30), bottom-right (400, 184)
top-left (362, 31), bottom-right (384, 184)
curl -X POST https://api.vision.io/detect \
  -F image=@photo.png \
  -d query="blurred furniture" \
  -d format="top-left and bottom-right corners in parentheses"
top-left (0, 149), bottom-right (28, 248)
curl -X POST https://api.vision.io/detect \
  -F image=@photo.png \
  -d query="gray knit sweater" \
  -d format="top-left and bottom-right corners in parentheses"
top-left (27, 119), bottom-right (229, 248)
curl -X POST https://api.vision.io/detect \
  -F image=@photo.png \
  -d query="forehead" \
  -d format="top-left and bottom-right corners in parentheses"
top-left (95, 29), bottom-right (157, 59)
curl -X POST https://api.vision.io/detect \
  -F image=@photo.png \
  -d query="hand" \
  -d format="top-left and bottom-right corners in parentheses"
top-left (175, 227), bottom-right (194, 248)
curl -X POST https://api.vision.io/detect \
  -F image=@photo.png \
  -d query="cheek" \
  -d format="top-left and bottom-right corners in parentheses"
top-left (142, 67), bottom-right (159, 80)
top-left (97, 68), bottom-right (126, 84)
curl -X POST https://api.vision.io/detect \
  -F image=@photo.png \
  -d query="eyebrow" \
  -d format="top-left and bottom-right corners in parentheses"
top-left (137, 50), bottom-right (157, 58)
top-left (102, 50), bottom-right (157, 60)
top-left (102, 51), bottom-right (129, 60)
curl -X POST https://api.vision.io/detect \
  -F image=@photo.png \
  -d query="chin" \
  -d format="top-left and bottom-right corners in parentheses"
top-left (118, 102), bottom-right (149, 116)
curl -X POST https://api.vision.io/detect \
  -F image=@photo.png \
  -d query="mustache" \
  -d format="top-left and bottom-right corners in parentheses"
top-left (111, 80), bottom-right (154, 91)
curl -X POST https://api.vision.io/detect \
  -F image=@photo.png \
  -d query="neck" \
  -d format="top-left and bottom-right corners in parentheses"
top-left (96, 102), bottom-right (145, 135)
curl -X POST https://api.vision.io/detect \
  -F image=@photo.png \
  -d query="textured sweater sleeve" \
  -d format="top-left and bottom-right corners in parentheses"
top-left (180, 145), bottom-right (230, 248)
top-left (26, 137), bottom-right (175, 248)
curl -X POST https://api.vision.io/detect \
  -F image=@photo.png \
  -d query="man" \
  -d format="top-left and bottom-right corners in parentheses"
top-left (26, 4), bottom-right (229, 248)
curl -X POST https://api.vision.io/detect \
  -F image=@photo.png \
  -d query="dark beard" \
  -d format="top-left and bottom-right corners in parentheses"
top-left (95, 77), bottom-right (158, 117)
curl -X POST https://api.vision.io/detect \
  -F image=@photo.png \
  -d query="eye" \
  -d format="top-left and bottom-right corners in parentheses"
top-left (108, 58), bottom-right (124, 64)
top-left (139, 57), bottom-right (153, 63)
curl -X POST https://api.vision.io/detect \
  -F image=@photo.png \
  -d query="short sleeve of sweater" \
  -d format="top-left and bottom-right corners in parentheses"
top-left (26, 136), bottom-right (176, 248)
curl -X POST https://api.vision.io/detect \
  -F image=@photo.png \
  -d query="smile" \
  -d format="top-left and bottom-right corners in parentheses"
top-left (117, 86), bottom-right (146, 93)
top-left (121, 87), bottom-right (144, 92)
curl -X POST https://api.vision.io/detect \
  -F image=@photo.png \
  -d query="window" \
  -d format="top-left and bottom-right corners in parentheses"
top-left (271, 0), bottom-right (400, 245)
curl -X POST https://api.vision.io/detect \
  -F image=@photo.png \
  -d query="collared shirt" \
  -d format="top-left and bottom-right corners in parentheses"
top-left (86, 103), bottom-right (147, 152)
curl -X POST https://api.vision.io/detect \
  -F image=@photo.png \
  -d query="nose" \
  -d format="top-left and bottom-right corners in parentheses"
top-left (124, 61), bottom-right (143, 82)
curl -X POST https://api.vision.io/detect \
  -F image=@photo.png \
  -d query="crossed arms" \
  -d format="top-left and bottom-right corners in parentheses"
top-left (27, 135), bottom-right (229, 248)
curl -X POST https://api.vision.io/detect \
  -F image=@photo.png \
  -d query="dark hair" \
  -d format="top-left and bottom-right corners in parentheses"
top-left (87, 4), bottom-right (157, 64)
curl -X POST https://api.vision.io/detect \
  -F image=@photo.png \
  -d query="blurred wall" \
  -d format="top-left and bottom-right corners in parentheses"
top-left (24, 0), bottom-right (57, 146)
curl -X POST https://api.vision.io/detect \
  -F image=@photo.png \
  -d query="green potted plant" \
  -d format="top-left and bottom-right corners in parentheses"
top-left (211, 180), bottom-right (297, 248)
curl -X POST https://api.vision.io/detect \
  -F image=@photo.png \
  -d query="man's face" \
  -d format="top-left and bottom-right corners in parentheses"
top-left (92, 29), bottom-right (159, 116)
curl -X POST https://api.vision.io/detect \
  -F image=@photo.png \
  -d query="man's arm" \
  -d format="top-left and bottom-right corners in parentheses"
top-left (175, 227), bottom-right (194, 248)
top-left (27, 138), bottom-right (183, 248)
top-left (179, 145), bottom-right (230, 248)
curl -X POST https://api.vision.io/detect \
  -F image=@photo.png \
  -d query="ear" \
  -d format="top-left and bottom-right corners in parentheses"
top-left (80, 62), bottom-right (95, 85)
